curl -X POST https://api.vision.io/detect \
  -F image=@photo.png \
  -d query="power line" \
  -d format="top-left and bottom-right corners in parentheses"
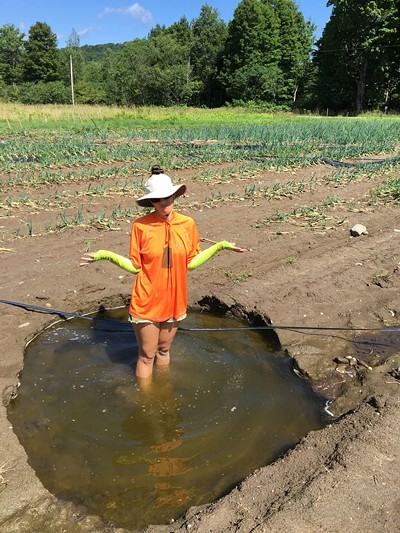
top-left (313, 43), bottom-right (400, 54)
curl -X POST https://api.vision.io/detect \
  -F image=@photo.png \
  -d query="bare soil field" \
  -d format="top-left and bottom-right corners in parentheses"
top-left (0, 151), bottom-right (399, 532)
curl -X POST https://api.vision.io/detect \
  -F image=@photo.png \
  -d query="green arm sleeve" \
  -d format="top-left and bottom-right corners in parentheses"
top-left (93, 250), bottom-right (140, 274)
top-left (188, 241), bottom-right (235, 271)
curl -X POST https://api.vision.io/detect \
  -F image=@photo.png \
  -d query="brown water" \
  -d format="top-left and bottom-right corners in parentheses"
top-left (8, 308), bottom-right (328, 530)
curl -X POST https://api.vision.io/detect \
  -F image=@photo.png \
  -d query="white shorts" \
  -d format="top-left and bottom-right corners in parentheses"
top-left (128, 314), bottom-right (187, 325)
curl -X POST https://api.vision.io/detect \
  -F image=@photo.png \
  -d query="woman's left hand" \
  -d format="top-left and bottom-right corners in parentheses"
top-left (230, 243), bottom-right (248, 253)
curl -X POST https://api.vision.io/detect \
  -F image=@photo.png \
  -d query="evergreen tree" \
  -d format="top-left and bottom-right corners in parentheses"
top-left (225, 0), bottom-right (280, 70)
top-left (0, 24), bottom-right (25, 85)
top-left (165, 16), bottom-right (193, 97)
top-left (219, 0), bottom-right (281, 103)
top-left (190, 4), bottom-right (228, 106)
top-left (21, 22), bottom-right (61, 83)
top-left (166, 16), bottom-right (192, 50)
top-left (148, 24), bottom-right (167, 39)
top-left (272, 0), bottom-right (315, 104)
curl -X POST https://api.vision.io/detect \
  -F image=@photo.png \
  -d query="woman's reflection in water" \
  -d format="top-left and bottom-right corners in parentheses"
top-left (120, 367), bottom-right (193, 511)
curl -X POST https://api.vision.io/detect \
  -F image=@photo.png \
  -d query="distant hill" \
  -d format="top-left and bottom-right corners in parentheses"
top-left (80, 43), bottom-right (125, 62)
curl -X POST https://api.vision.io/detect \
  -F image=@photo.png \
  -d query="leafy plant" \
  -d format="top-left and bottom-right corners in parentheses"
top-left (282, 257), bottom-right (296, 265)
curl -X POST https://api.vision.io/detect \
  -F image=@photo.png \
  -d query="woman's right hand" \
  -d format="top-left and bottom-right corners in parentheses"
top-left (79, 252), bottom-right (96, 267)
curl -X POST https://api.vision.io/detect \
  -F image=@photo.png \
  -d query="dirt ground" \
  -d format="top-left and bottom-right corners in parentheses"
top-left (0, 155), bottom-right (399, 532)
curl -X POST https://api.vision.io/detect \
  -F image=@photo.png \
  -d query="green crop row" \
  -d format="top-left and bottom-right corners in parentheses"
top-left (1, 118), bottom-right (399, 172)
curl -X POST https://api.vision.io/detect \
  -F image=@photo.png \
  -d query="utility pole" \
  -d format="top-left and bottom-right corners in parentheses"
top-left (70, 55), bottom-right (75, 106)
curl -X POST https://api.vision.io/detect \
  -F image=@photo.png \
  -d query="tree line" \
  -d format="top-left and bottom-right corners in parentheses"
top-left (0, 0), bottom-right (398, 114)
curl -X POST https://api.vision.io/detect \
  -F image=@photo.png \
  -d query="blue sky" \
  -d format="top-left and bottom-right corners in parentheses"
top-left (1, 1), bottom-right (332, 47)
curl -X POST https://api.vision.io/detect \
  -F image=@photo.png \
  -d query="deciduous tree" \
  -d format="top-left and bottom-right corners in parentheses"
top-left (113, 32), bottom-right (194, 106)
top-left (0, 24), bottom-right (25, 85)
top-left (315, 0), bottom-right (399, 113)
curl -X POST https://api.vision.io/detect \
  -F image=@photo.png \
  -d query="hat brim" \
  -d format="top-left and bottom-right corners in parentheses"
top-left (136, 184), bottom-right (187, 207)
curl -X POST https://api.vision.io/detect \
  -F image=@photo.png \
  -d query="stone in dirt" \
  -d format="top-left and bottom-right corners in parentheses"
top-left (350, 224), bottom-right (368, 236)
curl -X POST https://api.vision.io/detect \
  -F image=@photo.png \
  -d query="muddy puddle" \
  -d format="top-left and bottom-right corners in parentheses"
top-left (8, 308), bottom-right (329, 530)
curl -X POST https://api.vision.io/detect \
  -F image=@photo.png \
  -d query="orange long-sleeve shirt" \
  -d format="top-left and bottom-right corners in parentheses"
top-left (129, 211), bottom-right (200, 322)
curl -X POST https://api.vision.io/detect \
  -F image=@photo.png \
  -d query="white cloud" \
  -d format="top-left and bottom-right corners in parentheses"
top-left (99, 3), bottom-right (153, 25)
top-left (77, 28), bottom-right (94, 38)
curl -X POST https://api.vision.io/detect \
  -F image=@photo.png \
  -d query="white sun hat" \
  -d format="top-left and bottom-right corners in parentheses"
top-left (136, 173), bottom-right (187, 207)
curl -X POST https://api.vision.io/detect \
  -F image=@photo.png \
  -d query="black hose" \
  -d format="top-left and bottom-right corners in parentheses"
top-left (1, 298), bottom-right (399, 333)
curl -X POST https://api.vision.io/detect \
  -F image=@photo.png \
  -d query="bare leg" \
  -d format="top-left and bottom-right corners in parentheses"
top-left (155, 321), bottom-right (179, 366)
top-left (133, 321), bottom-right (180, 379)
top-left (134, 323), bottom-right (160, 379)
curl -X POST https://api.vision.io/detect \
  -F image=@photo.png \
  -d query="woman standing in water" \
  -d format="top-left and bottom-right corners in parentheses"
top-left (80, 165), bottom-right (246, 382)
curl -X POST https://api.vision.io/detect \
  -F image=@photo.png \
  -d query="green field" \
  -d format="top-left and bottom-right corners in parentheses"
top-left (0, 104), bottom-right (399, 241)
top-left (1, 104), bottom-right (399, 170)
